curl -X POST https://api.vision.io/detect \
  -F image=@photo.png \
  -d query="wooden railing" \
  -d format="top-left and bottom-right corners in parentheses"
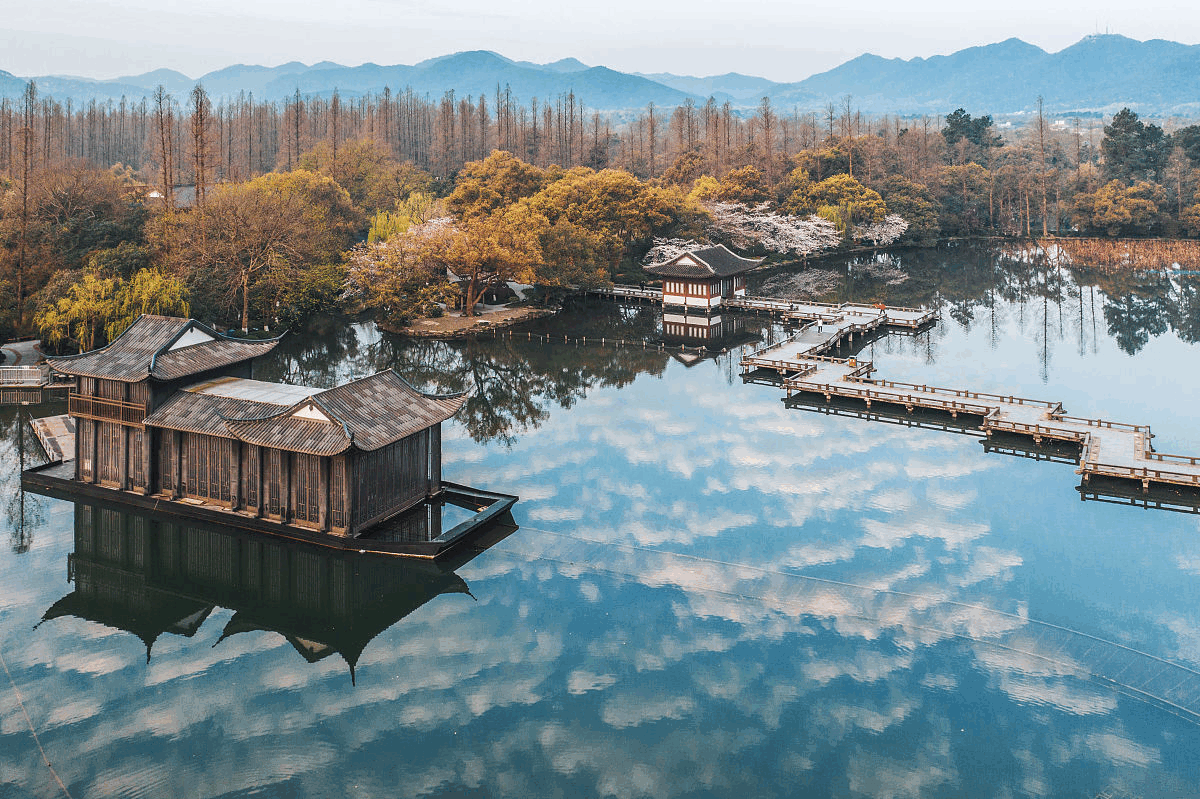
top-left (985, 418), bottom-right (1089, 443)
top-left (68, 393), bottom-right (147, 427)
top-left (854, 378), bottom-right (1060, 409)
top-left (1055, 415), bottom-right (1151, 434)
top-left (0, 365), bottom-right (48, 386)
top-left (604, 284), bottom-right (662, 300)
top-left (1084, 461), bottom-right (1200, 486)
top-left (1147, 451), bottom-right (1200, 465)
top-left (786, 380), bottom-right (994, 416)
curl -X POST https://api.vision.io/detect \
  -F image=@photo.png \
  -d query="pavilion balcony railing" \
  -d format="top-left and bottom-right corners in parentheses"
top-left (68, 393), bottom-right (147, 427)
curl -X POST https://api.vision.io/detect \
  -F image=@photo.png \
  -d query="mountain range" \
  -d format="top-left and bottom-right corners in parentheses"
top-left (3, 35), bottom-right (1199, 117)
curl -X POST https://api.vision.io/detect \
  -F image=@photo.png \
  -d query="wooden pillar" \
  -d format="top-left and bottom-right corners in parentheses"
top-left (231, 440), bottom-right (242, 510)
top-left (118, 425), bottom-right (129, 490)
top-left (319, 456), bottom-right (330, 531)
top-left (90, 421), bottom-right (100, 484)
top-left (142, 428), bottom-right (154, 495)
top-left (345, 455), bottom-right (355, 536)
top-left (283, 451), bottom-right (293, 522)
top-left (171, 431), bottom-right (182, 498)
top-left (74, 419), bottom-right (85, 481)
top-left (429, 424), bottom-right (442, 493)
top-left (255, 447), bottom-right (266, 518)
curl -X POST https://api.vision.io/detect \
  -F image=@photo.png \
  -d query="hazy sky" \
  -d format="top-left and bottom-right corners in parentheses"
top-left (2, 0), bottom-right (1199, 82)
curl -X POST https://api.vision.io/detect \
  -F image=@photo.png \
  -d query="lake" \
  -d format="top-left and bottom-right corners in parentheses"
top-left (3, 243), bottom-right (1199, 798)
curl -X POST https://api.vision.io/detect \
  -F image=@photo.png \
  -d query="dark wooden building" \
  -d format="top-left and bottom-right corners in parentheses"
top-left (644, 244), bottom-right (763, 311)
top-left (47, 315), bottom-right (464, 536)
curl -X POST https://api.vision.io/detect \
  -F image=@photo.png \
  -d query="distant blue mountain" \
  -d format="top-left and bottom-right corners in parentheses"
top-left (3, 36), bottom-right (1200, 115)
top-left (769, 34), bottom-right (1200, 115)
top-left (634, 71), bottom-right (779, 102)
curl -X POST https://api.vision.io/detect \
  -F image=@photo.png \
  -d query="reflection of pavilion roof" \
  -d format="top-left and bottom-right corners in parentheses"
top-left (144, 370), bottom-right (466, 455)
top-left (644, 244), bottom-right (763, 279)
top-left (41, 563), bottom-right (213, 662)
top-left (42, 500), bottom-right (491, 679)
top-left (215, 565), bottom-right (471, 682)
top-left (45, 315), bottom-right (280, 383)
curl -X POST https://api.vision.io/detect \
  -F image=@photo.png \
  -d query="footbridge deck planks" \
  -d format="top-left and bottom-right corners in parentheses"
top-left (739, 304), bottom-right (1200, 493)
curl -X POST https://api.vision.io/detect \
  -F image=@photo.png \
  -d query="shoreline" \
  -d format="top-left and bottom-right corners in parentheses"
top-left (385, 305), bottom-right (557, 338)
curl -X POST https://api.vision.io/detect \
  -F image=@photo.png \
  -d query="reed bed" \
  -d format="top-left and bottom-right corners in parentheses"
top-left (1043, 237), bottom-right (1200, 271)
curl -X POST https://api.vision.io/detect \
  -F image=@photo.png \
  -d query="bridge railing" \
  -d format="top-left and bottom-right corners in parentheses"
top-left (855, 378), bottom-right (1060, 409)
top-left (0, 365), bottom-right (49, 386)
top-left (1055, 414), bottom-right (1152, 434)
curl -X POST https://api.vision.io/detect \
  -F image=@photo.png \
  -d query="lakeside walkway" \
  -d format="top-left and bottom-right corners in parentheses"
top-left (740, 312), bottom-right (1200, 493)
top-left (593, 284), bottom-right (1200, 494)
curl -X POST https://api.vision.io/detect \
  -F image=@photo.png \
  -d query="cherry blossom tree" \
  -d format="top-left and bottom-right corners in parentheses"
top-left (705, 202), bottom-right (842, 256)
top-left (853, 214), bottom-right (909, 246)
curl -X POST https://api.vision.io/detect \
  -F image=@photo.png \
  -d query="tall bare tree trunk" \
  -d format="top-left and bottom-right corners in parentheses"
top-left (153, 85), bottom-right (175, 210)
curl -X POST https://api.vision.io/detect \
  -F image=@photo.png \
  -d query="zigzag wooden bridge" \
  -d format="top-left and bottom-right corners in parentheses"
top-left (739, 303), bottom-right (1200, 494)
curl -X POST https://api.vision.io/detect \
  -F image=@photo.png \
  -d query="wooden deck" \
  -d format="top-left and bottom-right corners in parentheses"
top-left (22, 459), bottom-right (518, 560)
top-left (30, 413), bottom-right (74, 463)
top-left (742, 316), bottom-right (1200, 492)
top-left (591, 285), bottom-right (938, 331)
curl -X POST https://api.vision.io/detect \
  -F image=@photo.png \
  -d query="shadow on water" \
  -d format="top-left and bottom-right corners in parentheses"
top-left (37, 498), bottom-right (519, 684)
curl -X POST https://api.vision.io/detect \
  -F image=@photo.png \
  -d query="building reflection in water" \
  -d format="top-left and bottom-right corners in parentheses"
top-left (661, 312), bottom-right (757, 354)
top-left (40, 499), bottom-right (518, 682)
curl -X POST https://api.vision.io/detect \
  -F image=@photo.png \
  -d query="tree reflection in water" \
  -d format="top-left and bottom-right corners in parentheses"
top-left (1, 404), bottom-right (49, 553)
top-left (247, 242), bottom-right (1200, 447)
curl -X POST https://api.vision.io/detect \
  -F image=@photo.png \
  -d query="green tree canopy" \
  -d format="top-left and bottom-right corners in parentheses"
top-left (35, 268), bottom-right (189, 353)
top-left (1072, 179), bottom-right (1167, 236)
top-left (942, 108), bottom-right (1004, 151)
top-left (155, 169), bottom-right (358, 330)
top-left (1101, 108), bottom-right (1168, 183)
top-left (448, 151), bottom-right (550, 221)
top-left (298, 139), bottom-right (433, 214)
top-left (783, 174), bottom-right (888, 231)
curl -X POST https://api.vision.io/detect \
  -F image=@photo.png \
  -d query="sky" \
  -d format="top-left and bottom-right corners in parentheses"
top-left (1, 0), bottom-right (1199, 82)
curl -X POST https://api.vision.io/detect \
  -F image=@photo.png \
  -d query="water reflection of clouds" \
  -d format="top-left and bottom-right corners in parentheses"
top-left (10, 294), bottom-right (1200, 797)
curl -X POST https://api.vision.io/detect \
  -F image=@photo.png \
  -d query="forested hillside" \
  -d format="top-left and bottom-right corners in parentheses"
top-left (4, 73), bottom-right (1200, 351)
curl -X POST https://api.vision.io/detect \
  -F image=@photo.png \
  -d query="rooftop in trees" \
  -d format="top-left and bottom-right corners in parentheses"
top-left (643, 244), bottom-right (763, 279)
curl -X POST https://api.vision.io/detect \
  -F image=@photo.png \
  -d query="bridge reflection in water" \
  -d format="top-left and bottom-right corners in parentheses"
top-left (780, 391), bottom-right (1200, 515)
top-left (40, 499), bottom-right (518, 682)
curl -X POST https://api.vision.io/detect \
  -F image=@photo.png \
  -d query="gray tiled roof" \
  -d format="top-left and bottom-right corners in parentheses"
top-left (46, 315), bottom-right (280, 383)
top-left (144, 392), bottom-right (285, 439)
top-left (223, 370), bottom-right (466, 456)
top-left (151, 338), bottom-right (279, 381)
top-left (644, 244), bottom-right (763, 279)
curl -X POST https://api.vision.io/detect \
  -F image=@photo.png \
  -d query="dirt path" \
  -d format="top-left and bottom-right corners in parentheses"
top-left (1, 339), bottom-right (43, 365)
top-left (395, 306), bottom-right (555, 338)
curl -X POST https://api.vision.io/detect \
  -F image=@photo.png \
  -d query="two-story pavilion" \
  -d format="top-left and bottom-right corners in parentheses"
top-left (46, 315), bottom-right (465, 537)
top-left (644, 244), bottom-right (763, 311)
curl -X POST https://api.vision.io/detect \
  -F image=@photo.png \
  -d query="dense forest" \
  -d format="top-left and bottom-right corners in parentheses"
top-left (4, 78), bottom-right (1200, 350)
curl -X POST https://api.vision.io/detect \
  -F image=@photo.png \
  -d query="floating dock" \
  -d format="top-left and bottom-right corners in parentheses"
top-left (30, 413), bottom-right (74, 463)
top-left (740, 309), bottom-right (1200, 493)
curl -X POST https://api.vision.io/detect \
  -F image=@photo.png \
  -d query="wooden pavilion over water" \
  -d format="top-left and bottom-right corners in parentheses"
top-left (644, 244), bottom-right (763, 311)
top-left (44, 315), bottom-right (468, 537)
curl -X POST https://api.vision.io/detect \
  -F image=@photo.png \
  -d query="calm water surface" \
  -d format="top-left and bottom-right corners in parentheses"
top-left (3, 244), bottom-right (1200, 798)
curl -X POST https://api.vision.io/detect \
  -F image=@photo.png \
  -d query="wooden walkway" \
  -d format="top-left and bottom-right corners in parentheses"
top-left (590, 286), bottom-right (939, 331)
top-left (741, 316), bottom-right (1200, 492)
